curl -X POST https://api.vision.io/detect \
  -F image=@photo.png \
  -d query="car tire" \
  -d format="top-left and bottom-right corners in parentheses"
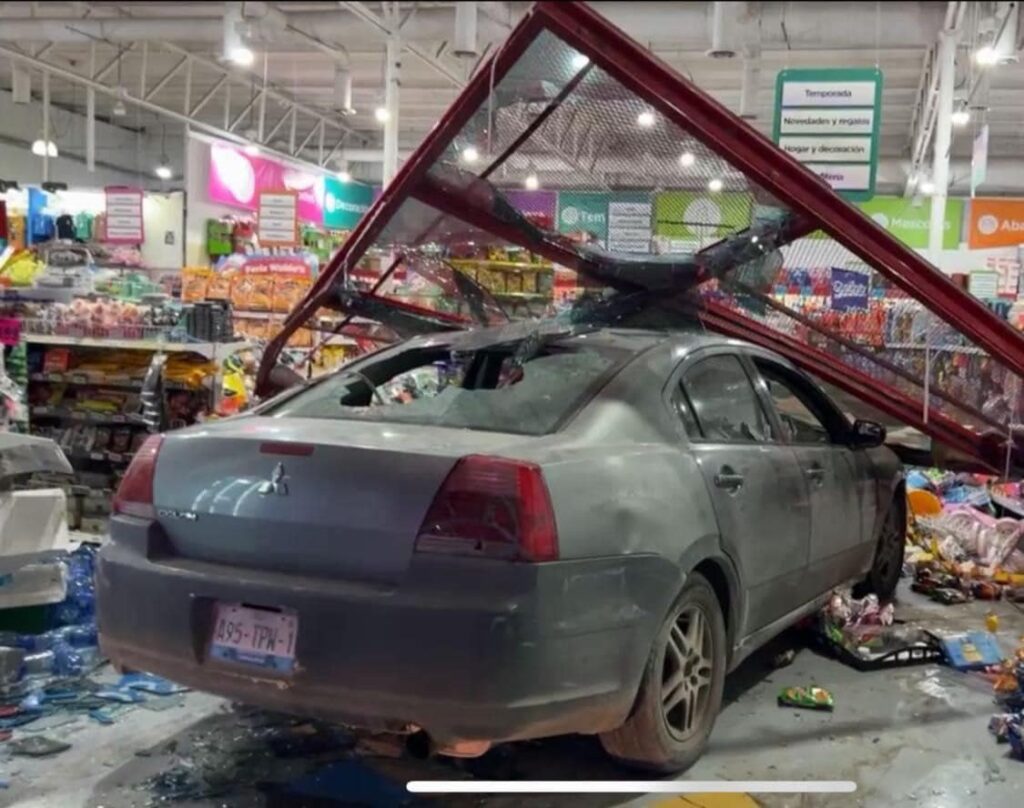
top-left (856, 494), bottom-right (905, 600)
top-left (599, 572), bottom-right (726, 773)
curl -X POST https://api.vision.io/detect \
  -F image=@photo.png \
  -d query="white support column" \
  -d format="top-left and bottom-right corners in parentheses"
top-left (42, 72), bottom-right (50, 182)
top-left (929, 30), bottom-right (956, 261)
top-left (383, 28), bottom-right (401, 185)
top-left (86, 42), bottom-right (95, 172)
top-left (86, 87), bottom-right (96, 172)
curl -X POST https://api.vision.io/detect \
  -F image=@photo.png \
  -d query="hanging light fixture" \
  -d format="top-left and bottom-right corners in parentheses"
top-left (30, 139), bottom-right (58, 158)
top-left (222, 1), bottom-right (254, 66)
top-left (461, 145), bottom-right (480, 164)
top-left (951, 107), bottom-right (971, 127)
top-left (524, 172), bottom-right (539, 190)
top-left (334, 65), bottom-right (356, 115)
top-left (374, 105), bottom-right (391, 123)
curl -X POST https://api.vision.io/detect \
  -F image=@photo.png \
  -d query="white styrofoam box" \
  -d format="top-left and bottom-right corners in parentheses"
top-left (0, 488), bottom-right (73, 573)
top-left (0, 561), bottom-right (67, 609)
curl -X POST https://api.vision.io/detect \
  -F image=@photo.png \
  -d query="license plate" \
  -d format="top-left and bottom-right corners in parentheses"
top-left (209, 603), bottom-right (298, 673)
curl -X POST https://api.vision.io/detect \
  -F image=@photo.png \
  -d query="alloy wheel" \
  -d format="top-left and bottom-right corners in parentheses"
top-left (661, 605), bottom-right (713, 740)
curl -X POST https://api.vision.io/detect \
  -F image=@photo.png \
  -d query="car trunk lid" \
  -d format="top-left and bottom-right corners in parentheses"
top-left (152, 417), bottom-right (534, 583)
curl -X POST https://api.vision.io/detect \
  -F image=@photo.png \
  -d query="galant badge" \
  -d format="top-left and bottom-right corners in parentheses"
top-left (258, 462), bottom-right (289, 496)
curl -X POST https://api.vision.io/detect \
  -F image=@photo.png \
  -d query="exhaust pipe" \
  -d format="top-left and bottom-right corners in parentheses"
top-left (405, 731), bottom-right (491, 759)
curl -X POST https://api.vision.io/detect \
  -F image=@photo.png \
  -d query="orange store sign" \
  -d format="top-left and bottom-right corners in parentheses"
top-left (968, 198), bottom-right (1024, 249)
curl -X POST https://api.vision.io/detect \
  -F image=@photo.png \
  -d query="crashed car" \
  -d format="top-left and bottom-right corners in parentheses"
top-left (97, 321), bottom-right (903, 771)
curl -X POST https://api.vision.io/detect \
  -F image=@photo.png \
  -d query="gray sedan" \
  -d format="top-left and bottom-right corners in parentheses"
top-left (97, 324), bottom-right (904, 772)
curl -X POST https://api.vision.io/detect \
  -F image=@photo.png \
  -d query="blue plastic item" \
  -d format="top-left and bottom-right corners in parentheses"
top-left (117, 673), bottom-right (188, 695)
top-left (940, 631), bottom-right (1004, 671)
top-left (906, 470), bottom-right (933, 491)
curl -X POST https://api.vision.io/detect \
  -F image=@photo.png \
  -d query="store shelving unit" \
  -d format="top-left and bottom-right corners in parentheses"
top-left (23, 334), bottom-right (251, 534)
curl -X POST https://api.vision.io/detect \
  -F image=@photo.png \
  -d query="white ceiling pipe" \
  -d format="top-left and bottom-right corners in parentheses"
top-left (334, 65), bottom-right (354, 114)
top-left (0, 3), bottom-right (949, 49)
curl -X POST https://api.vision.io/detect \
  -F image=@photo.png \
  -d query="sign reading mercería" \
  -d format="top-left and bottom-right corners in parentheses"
top-left (774, 69), bottom-right (883, 202)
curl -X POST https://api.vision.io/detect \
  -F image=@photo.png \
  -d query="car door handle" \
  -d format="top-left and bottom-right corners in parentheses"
top-left (714, 467), bottom-right (745, 491)
top-left (805, 464), bottom-right (826, 484)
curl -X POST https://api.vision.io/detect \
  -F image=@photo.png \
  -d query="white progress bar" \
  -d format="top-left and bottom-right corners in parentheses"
top-left (407, 780), bottom-right (857, 794)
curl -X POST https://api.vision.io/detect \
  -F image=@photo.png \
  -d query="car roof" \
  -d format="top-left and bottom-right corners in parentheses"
top-left (405, 320), bottom-right (755, 356)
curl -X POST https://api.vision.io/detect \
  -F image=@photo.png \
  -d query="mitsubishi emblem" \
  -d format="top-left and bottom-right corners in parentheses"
top-left (258, 462), bottom-right (289, 496)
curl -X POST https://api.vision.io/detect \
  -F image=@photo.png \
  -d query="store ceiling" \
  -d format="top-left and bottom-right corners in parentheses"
top-left (1, 2), bottom-right (1023, 194)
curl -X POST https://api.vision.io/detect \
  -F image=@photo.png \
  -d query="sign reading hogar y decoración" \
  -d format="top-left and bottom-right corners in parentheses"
top-left (773, 69), bottom-right (883, 201)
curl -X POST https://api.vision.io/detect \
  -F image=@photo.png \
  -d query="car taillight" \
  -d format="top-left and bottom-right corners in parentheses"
top-left (112, 434), bottom-right (164, 519)
top-left (415, 455), bottom-right (559, 562)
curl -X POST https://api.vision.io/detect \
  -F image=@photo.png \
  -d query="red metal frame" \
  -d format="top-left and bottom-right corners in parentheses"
top-left (255, 0), bottom-right (1024, 473)
top-left (537, 1), bottom-right (1024, 380)
top-left (255, 7), bottom-right (548, 394)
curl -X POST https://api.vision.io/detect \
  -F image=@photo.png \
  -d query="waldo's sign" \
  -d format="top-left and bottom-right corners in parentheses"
top-left (968, 198), bottom-right (1024, 249)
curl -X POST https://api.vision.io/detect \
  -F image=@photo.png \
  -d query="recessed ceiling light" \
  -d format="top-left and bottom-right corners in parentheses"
top-left (637, 110), bottom-right (656, 128)
top-left (462, 146), bottom-right (480, 164)
top-left (708, 178), bottom-right (723, 192)
top-left (679, 152), bottom-right (696, 168)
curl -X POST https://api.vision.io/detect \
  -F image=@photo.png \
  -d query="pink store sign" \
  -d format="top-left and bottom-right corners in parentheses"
top-left (208, 142), bottom-right (323, 224)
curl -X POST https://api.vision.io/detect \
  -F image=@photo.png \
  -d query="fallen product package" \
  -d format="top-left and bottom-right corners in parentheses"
top-left (813, 590), bottom-right (943, 670)
top-left (778, 685), bottom-right (834, 711)
top-left (933, 631), bottom-right (1005, 671)
top-left (989, 711), bottom-right (1024, 760)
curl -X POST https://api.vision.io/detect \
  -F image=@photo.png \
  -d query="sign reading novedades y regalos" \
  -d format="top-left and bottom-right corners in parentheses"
top-left (774, 68), bottom-right (883, 201)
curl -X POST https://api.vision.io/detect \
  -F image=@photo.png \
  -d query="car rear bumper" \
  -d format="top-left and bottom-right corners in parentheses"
top-left (97, 517), bottom-right (679, 743)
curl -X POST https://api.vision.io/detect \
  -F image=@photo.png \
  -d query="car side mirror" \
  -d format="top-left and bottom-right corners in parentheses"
top-left (849, 419), bottom-right (886, 449)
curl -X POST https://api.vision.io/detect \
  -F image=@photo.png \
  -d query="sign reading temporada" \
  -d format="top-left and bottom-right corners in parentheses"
top-left (968, 198), bottom-right (1024, 249)
top-left (773, 68), bottom-right (883, 201)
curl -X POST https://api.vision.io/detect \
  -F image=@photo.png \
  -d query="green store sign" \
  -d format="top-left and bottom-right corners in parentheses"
top-left (323, 178), bottom-right (374, 230)
top-left (857, 196), bottom-right (963, 250)
top-left (654, 191), bottom-right (753, 248)
top-left (557, 192), bottom-right (609, 245)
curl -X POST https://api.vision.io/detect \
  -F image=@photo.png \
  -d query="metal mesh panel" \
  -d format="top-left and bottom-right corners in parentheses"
top-left (283, 20), bottom-right (1024, 469)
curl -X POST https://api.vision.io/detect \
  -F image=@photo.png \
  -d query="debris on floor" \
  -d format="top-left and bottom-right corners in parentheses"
top-left (777, 685), bottom-right (834, 711)
top-left (813, 589), bottom-right (942, 670)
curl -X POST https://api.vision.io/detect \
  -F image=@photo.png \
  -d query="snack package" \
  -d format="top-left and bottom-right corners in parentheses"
top-left (273, 276), bottom-right (311, 313)
top-left (181, 268), bottom-right (211, 302)
top-left (778, 686), bottom-right (835, 711)
top-left (43, 348), bottom-right (71, 373)
top-left (206, 272), bottom-right (233, 301)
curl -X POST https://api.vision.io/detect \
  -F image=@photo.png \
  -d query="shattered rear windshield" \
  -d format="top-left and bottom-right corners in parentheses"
top-left (265, 336), bottom-right (631, 435)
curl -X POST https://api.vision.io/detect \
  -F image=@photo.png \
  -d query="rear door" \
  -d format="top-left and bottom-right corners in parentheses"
top-left (674, 350), bottom-right (811, 633)
top-left (748, 355), bottom-right (875, 596)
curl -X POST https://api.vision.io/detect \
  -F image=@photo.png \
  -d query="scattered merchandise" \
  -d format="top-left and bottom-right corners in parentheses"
top-left (937, 631), bottom-right (1005, 671)
top-left (814, 589), bottom-right (942, 670)
top-left (777, 685), bottom-right (835, 711)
